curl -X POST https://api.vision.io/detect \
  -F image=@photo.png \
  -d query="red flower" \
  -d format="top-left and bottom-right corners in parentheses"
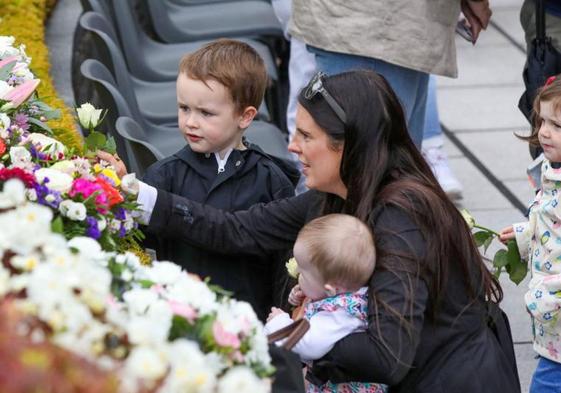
top-left (95, 177), bottom-right (123, 208)
top-left (0, 139), bottom-right (5, 156)
top-left (0, 168), bottom-right (36, 188)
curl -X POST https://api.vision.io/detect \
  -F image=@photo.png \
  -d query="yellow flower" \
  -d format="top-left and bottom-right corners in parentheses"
top-left (285, 258), bottom-right (299, 279)
top-left (101, 168), bottom-right (121, 187)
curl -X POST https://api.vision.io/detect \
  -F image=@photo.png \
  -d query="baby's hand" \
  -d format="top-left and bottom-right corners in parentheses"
top-left (267, 307), bottom-right (285, 322)
top-left (499, 225), bottom-right (515, 245)
top-left (288, 284), bottom-right (305, 306)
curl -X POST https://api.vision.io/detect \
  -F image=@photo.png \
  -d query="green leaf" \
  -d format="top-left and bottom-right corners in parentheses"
top-left (104, 135), bottom-right (117, 155)
top-left (493, 249), bottom-right (509, 268)
top-left (27, 117), bottom-right (53, 134)
top-left (483, 235), bottom-right (494, 254)
top-left (473, 231), bottom-right (494, 248)
top-left (85, 131), bottom-right (107, 151)
top-left (51, 216), bottom-right (64, 234)
top-left (138, 279), bottom-right (155, 289)
top-left (169, 315), bottom-right (196, 341)
top-left (505, 240), bottom-right (527, 285)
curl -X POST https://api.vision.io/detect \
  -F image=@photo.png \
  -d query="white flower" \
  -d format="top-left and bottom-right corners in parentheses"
top-left (67, 236), bottom-right (102, 256)
top-left (124, 346), bottom-right (168, 381)
top-left (285, 257), bottom-right (299, 279)
top-left (460, 209), bottom-right (475, 229)
top-left (76, 103), bottom-right (103, 129)
top-left (0, 36), bottom-right (19, 57)
top-left (34, 168), bottom-right (73, 194)
top-left (97, 217), bottom-right (107, 231)
top-left (24, 133), bottom-right (66, 156)
top-left (0, 178), bottom-right (26, 208)
top-left (217, 366), bottom-right (270, 393)
top-left (145, 261), bottom-right (182, 286)
top-left (67, 202), bottom-right (86, 221)
top-left (50, 160), bottom-right (77, 176)
top-left (0, 81), bottom-right (13, 100)
top-left (9, 146), bottom-right (31, 167)
top-left (123, 288), bottom-right (159, 315)
top-left (25, 188), bottom-right (37, 201)
top-left (121, 173), bottom-right (139, 195)
top-left (11, 254), bottom-right (40, 272)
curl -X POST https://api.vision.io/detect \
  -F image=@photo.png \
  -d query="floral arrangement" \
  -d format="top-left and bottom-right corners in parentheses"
top-left (461, 209), bottom-right (527, 284)
top-left (0, 35), bottom-right (143, 252)
top-left (0, 179), bottom-right (273, 392)
top-left (0, 34), bottom-right (273, 392)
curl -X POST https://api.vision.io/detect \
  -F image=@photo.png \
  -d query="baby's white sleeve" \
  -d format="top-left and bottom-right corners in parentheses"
top-left (513, 221), bottom-right (532, 261)
top-left (291, 309), bottom-right (365, 362)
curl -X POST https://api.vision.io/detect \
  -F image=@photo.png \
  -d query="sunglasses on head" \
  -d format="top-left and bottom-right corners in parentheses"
top-left (303, 72), bottom-right (347, 125)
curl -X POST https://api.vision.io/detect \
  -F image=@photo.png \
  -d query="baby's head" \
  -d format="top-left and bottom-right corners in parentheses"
top-left (177, 39), bottom-right (268, 156)
top-left (526, 75), bottom-right (561, 162)
top-left (294, 214), bottom-right (376, 300)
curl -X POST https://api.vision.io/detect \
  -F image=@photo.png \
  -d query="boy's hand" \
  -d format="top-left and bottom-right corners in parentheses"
top-left (97, 150), bottom-right (128, 178)
top-left (267, 307), bottom-right (285, 322)
top-left (288, 284), bottom-right (305, 306)
top-left (499, 225), bottom-right (515, 245)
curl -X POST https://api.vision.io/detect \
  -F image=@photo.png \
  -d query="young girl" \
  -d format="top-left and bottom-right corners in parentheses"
top-left (500, 75), bottom-right (561, 392)
top-left (264, 213), bottom-right (386, 393)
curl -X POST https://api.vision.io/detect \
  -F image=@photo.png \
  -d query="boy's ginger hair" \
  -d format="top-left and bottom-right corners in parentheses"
top-left (297, 214), bottom-right (376, 291)
top-left (179, 39), bottom-right (268, 114)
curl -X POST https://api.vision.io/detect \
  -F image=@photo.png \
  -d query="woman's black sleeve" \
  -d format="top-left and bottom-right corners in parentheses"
top-left (309, 207), bottom-right (429, 386)
top-left (147, 189), bottom-right (318, 259)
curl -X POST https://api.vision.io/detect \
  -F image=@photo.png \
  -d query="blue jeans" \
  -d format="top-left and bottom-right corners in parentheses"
top-left (530, 357), bottom-right (561, 393)
top-left (308, 46), bottom-right (428, 148)
top-left (423, 75), bottom-right (442, 141)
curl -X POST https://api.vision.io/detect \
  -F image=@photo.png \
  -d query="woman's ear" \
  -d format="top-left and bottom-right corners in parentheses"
top-left (238, 106), bottom-right (258, 129)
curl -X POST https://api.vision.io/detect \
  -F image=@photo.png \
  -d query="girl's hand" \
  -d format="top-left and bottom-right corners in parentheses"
top-left (267, 307), bottom-right (285, 322)
top-left (288, 285), bottom-right (305, 306)
top-left (97, 150), bottom-right (128, 178)
top-left (499, 226), bottom-right (515, 245)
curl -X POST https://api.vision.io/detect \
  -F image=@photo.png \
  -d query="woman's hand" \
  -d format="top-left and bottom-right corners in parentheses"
top-left (97, 150), bottom-right (128, 178)
top-left (267, 307), bottom-right (285, 322)
top-left (461, 0), bottom-right (492, 44)
top-left (288, 284), bottom-right (306, 306)
top-left (499, 225), bottom-right (515, 245)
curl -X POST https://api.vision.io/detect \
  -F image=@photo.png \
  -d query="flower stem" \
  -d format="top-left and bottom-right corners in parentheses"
top-left (473, 224), bottom-right (500, 236)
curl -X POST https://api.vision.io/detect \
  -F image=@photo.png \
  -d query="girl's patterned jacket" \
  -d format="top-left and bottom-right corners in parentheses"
top-left (515, 159), bottom-right (561, 363)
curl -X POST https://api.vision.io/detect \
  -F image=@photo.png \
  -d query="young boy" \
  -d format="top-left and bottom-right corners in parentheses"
top-left (142, 39), bottom-right (299, 320)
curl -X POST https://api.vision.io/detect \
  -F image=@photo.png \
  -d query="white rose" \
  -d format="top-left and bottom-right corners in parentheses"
top-left (76, 103), bottom-right (103, 129)
top-left (124, 346), bottom-right (168, 382)
top-left (145, 261), bottom-right (182, 285)
top-left (34, 168), bottom-right (73, 194)
top-left (0, 178), bottom-right (26, 207)
top-left (9, 146), bottom-right (31, 167)
top-left (67, 236), bottom-right (103, 256)
top-left (97, 217), bottom-right (107, 231)
top-left (67, 202), bottom-right (86, 221)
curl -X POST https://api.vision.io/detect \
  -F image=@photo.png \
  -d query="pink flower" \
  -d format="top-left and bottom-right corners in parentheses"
top-left (2, 79), bottom-right (40, 107)
top-left (169, 300), bottom-right (197, 323)
top-left (212, 321), bottom-right (240, 350)
top-left (69, 178), bottom-right (108, 212)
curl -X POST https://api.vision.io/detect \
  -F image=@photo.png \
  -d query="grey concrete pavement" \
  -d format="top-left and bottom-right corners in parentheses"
top-left (45, 0), bottom-right (538, 391)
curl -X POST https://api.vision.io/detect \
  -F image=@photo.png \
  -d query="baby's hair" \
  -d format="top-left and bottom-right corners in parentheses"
top-left (518, 74), bottom-right (561, 146)
top-left (296, 214), bottom-right (376, 291)
top-left (178, 39), bottom-right (268, 114)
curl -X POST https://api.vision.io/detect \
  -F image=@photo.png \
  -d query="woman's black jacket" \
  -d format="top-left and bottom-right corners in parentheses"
top-left (147, 190), bottom-right (521, 393)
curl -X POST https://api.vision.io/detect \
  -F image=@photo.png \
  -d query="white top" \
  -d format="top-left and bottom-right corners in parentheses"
top-left (264, 309), bottom-right (365, 362)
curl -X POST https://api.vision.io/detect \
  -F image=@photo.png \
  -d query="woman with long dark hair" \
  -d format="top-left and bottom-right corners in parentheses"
top-left (106, 69), bottom-right (520, 392)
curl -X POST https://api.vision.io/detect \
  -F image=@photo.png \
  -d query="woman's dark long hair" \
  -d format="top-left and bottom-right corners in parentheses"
top-left (297, 70), bottom-right (502, 328)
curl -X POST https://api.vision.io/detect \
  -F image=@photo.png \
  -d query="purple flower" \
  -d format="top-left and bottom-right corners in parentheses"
top-left (118, 224), bottom-right (127, 238)
top-left (114, 207), bottom-right (126, 221)
top-left (14, 113), bottom-right (29, 131)
top-left (86, 216), bottom-right (101, 239)
top-left (30, 144), bottom-right (48, 161)
top-left (34, 178), bottom-right (62, 209)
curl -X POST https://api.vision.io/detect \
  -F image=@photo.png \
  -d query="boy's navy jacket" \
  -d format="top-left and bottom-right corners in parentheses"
top-left (142, 142), bottom-right (299, 320)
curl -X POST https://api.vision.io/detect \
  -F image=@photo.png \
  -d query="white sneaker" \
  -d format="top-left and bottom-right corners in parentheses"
top-left (422, 144), bottom-right (463, 200)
